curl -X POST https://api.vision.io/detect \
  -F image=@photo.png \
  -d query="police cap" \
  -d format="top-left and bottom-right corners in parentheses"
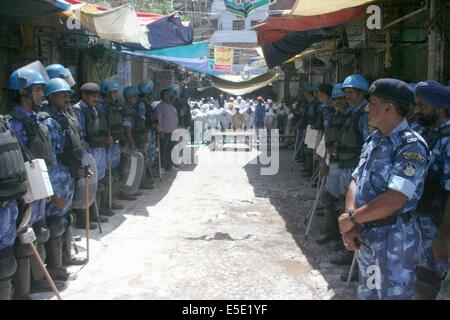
top-left (80, 82), bottom-right (100, 94)
top-left (368, 78), bottom-right (415, 105)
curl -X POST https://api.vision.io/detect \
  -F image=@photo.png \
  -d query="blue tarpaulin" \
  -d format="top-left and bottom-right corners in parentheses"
top-left (262, 29), bottom-right (333, 69)
top-left (129, 41), bottom-right (209, 59)
top-left (120, 46), bottom-right (224, 76)
top-left (124, 14), bottom-right (193, 51)
top-left (0, 0), bottom-right (70, 25)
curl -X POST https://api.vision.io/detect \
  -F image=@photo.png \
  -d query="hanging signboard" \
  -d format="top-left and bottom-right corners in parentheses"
top-left (225, 0), bottom-right (271, 18)
top-left (213, 47), bottom-right (234, 73)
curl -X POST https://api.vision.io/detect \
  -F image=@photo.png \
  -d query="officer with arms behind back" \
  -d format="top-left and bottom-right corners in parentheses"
top-left (338, 79), bottom-right (430, 300)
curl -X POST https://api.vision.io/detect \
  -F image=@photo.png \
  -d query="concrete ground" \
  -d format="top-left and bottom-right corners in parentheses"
top-left (32, 147), bottom-right (357, 300)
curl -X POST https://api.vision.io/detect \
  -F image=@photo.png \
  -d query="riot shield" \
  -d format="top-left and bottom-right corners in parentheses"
top-left (120, 149), bottom-right (144, 196)
top-left (72, 152), bottom-right (98, 209)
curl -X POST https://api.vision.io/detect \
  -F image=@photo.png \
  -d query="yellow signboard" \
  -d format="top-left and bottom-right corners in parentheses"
top-left (214, 47), bottom-right (234, 73)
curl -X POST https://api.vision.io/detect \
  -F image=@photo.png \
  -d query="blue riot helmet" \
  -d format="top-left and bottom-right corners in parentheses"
top-left (180, 86), bottom-right (189, 98)
top-left (332, 83), bottom-right (346, 99)
top-left (9, 69), bottom-right (47, 90)
top-left (45, 64), bottom-right (76, 87)
top-left (138, 80), bottom-right (154, 96)
top-left (123, 86), bottom-right (140, 100)
top-left (169, 84), bottom-right (181, 99)
top-left (45, 78), bottom-right (74, 96)
top-left (341, 74), bottom-right (369, 92)
top-left (100, 79), bottom-right (120, 95)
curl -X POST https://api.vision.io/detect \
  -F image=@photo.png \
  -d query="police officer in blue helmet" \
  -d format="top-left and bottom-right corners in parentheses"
top-left (138, 80), bottom-right (157, 187)
top-left (8, 66), bottom-right (54, 299)
top-left (301, 83), bottom-right (321, 178)
top-left (413, 80), bottom-right (450, 299)
top-left (98, 79), bottom-right (128, 207)
top-left (73, 83), bottom-right (112, 226)
top-left (338, 78), bottom-right (430, 300)
top-left (42, 78), bottom-right (84, 285)
top-left (341, 74), bottom-right (371, 140)
top-left (176, 86), bottom-right (192, 130)
top-left (122, 86), bottom-right (153, 190)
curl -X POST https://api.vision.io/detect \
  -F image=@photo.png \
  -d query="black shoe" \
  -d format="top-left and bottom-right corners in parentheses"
top-left (330, 252), bottom-right (354, 265)
top-left (90, 214), bottom-right (109, 223)
top-left (30, 279), bottom-right (67, 294)
top-left (139, 183), bottom-right (154, 190)
top-left (99, 208), bottom-right (115, 217)
top-left (134, 191), bottom-right (143, 196)
top-left (340, 270), bottom-right (359, 282)
top-left (62, 256), bottom-right (87, 267)
top-left (111, 202), bottom-right (124, 210)
top-left (333, 241), bottom-right (346, 251)
top-left (48, 267), bottom-right (76, 282)
top-left (316, 233), bottom-right (340, 245)
top-left (119, 193), bottom-right (137, 201)
top-left (75, 221), bottom-right (98, 230)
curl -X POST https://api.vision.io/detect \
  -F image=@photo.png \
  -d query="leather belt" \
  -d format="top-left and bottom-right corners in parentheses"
top-left (363, 211), bottom-right (414, 229)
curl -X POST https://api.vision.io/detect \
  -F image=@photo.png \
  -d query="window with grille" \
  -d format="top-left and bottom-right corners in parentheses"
top-left (233, 20), bottom-right (245, 31)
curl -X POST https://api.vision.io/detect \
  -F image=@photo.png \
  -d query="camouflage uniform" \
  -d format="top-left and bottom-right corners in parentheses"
top-left (43, 110), bottom-right (75, 217)
top-left (416, 119), bottom-right (450, 278)
top-left (352, 119), bottom-right (429, 299)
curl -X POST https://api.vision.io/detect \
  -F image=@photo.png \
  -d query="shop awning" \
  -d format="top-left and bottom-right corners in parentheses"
top-left (211, 69), bottom-right (280, 96)
top-left (79, 4), bottom-right (150, 49)
top-left (0, 0), bottom-right (73, 25)
top-left (125, 14), bottom-right (193, 50)
top-left (62, 0), bottom-right (163, 25)
top-left (255, 6), bottom-right (365, 45)
top-left (290, 0), bottom-right (377, 16)
top-left (284, 40), bottom-right (337, 63)
top-left (262, 29), bottom-right (332, 69)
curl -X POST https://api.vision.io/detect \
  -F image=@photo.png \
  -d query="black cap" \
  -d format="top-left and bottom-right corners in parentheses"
top-left (318, 84), bottom-right (333, 97)
top-left (80, 82), bottom-right (100, 94)
top-left (368, 78), bottom-right (415, 105)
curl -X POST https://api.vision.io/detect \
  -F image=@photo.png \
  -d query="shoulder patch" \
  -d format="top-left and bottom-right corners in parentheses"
top-left (402, 162), bottom-right (417, 177)
top-left (403, 152), bottom-right (426, 162)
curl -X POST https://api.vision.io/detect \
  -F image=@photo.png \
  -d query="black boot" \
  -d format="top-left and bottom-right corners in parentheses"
top-left (111, 202), bottom-right (124, 210)
top-left (30, 221), bottom-right (50, 289)
top-left (74, 211), bottom-right (98, 230)
top-left (61, 226), bottom-right (86, 267)
top-left (340, 269), bottom-right (359, 282)
top-left (316, 232), bottom-right (340, 245)
top-left (45, 216), bottom-right (74, 282)
top-left (0, 247), bottom-right (17, 300)
top-left (330, 251), bottom-right (354, 265)
top-left (45, 236), bottom-right (71, 281)
top-left (12, 241), bottom-right (32, 300)
top-left (119, 192), bottom-right (137, 201)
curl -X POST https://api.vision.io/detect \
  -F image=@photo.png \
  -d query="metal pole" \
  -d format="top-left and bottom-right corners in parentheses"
top-left (347, 252), bottom-right (358, 284)
top-left (84, 167), bottom-right (90, 263)
top-left (427, 0), bottom-right (438, 80)
top-left (29, 242), bottom-right (63, 300)
top-left (108, 147), bottom-right (112, 210)
top-left (157, 133), bottom-right (162, 181)
top-left (304, 177), bottom-right (326, 241)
